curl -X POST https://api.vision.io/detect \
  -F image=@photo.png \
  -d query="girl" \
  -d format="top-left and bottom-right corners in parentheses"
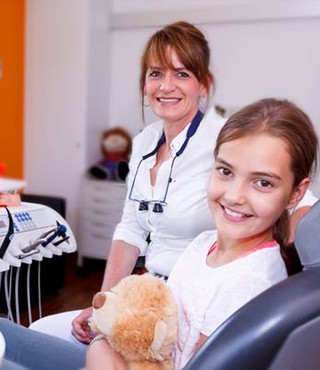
top-left (166, 97), bottom-right (318, 369)
top-left (85, 97), bottom-right (318, 370)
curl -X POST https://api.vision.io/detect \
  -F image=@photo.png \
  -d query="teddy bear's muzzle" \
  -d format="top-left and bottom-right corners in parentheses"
top-left (92, 292), bottom-right (107, 309)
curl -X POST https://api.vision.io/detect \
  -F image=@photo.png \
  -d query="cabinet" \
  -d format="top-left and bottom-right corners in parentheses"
top-left (77, 178), bottom-right (127, 265)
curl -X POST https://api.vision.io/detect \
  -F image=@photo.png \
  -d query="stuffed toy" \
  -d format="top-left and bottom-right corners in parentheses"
top-left (89, 274), bottom-right (178, 370)
top-left (89, 127), bottom-right (132, 181)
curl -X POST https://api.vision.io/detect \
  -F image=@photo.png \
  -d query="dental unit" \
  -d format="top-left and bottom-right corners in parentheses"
top-left (0, 202), bottom-right (76, 325)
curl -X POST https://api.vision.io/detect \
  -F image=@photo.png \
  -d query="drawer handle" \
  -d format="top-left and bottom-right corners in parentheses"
top-left (90, 233), bottom-right (107, 239)
top-left (91, 186), bottom-right (106, 191)
top-left (91, 197), bottom-right (106, 203)
top-left (91, 221), bottom-right (108, 227)
top-left (92, 210), bottom-right (108, 216)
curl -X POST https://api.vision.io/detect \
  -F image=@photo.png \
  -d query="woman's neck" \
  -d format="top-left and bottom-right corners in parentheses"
top-left (162, 108), bottom-right (199, 147)
top-left (162, 123), bottom-right (186, 148)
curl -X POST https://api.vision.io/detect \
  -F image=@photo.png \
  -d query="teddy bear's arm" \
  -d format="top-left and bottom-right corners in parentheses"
top-left (86, 337), bottom-right (129, 370)
top-left (151, 320), bottom-right (167, 355)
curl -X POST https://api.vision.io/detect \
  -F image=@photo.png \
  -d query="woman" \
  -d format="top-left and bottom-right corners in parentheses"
top-left (30, 20), bottom-right (317, 346)
top-left (30, 20), bottom-right (226, 345)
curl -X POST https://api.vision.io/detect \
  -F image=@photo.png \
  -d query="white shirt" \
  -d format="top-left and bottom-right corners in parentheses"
top-left (167, 230), bottom-right (288, 369)
top-left (113, 107), bottom-right (225, 276)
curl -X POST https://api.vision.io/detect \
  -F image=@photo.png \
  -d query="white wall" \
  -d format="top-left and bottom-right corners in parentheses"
top-left (108, 0), bottom-right (320, 191)
top-left (25, 0), bottom-right (320, 237)
top-left (109, 1), bottom-right (320, 133)
top-left (86, 1), bottom-right (111, 167)
top-left (25, 0), bottom-right (110, 233)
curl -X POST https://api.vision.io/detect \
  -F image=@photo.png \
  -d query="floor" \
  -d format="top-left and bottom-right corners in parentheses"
top-left (19, 253), bottom-right (105, 326)
top-left (3, 252), bottom-right (145, 327)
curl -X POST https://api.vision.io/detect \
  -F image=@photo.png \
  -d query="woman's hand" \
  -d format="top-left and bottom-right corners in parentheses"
top-left (72, 241), bottom-right (140, 344)
top-left (86, 337), bottom-right (128, 370)
top-left (71, 306), bottom-right (94, 344)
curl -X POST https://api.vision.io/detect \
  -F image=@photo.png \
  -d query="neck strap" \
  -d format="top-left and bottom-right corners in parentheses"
top-left (0, 206), bottom-right (14, 259)
top-left (142, 110), bottom-right (204, 160)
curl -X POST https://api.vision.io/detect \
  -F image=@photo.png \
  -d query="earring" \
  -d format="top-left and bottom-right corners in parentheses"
top-left (143, 95), bottom-right (150, 107)
top-left (199, 96), bottom-right (207, 112)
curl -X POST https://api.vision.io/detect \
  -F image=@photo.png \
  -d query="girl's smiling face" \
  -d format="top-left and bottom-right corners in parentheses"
top-left (144, 48), bottom-right (206, 126)
top-left (208, 133), bottom-right (305, 247)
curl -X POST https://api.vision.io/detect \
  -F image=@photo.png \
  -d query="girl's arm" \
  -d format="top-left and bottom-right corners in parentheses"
top-left (195, 333), bottom-right (208, 352)
top-left (86, 338), bottom-right (128, 370)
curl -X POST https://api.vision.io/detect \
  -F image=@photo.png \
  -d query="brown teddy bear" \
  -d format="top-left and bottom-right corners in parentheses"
top-left (89, 274), bottom-right (178, 370)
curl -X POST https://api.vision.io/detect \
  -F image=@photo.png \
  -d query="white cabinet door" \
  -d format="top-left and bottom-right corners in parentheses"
top-left (77, 179), bottom-right (127, 265)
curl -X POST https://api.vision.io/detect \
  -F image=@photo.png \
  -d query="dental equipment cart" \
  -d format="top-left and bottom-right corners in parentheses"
top-left (0, 201), bottom-right (77, 325)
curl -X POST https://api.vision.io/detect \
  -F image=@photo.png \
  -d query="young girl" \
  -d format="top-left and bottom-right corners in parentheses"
top-left (166, 97), bottom-right (318, 369)
top-left (85, 97), bottom-right (318, 370)
top-left (0, 98), bottom-right (317, 370)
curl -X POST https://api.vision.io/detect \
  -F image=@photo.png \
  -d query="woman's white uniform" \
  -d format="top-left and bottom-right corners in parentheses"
top-left (113, 107), bottom-right (225, 277)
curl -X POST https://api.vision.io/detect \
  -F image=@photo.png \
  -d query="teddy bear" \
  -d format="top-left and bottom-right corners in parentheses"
top-left (89, 127), bottom-right (132, 181)
top-left (89, 274), bottom-right (178, 370)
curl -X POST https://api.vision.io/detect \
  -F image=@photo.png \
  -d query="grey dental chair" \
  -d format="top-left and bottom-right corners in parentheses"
top-left (184, 199), bottom-right (320, 370)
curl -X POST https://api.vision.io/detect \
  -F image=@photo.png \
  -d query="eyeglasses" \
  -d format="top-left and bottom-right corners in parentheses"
top-left (128, 155), bottom-right (176, 213)
top-left (128, 110), bottom-right (204, 213)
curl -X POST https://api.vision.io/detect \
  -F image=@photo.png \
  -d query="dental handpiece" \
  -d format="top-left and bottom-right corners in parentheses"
top-left (21, 239), bottom-right (47, 253)
top-left (21, 225), bottom-right (67, 253)
top-left (21, 226), bottom-right (57, 253)
top-left (41, 225), bottom-right (67, 247)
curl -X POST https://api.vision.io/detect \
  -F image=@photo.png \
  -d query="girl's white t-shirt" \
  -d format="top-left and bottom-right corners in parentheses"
top-left (167, 230), bottom-right (288, 369)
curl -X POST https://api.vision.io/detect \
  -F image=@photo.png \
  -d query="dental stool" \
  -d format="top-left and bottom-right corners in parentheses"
top-left (184, 199), bottom-right (320, 370)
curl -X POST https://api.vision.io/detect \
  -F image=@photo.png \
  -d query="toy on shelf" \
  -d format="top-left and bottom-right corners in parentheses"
top-left (89, 127), bottom-right (132, 181)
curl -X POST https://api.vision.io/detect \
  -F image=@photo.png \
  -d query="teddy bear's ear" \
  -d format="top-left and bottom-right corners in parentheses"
top-left (151, 320), bottom-right (167, 353)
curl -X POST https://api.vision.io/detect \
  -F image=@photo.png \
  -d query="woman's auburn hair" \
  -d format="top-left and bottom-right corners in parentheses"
top-left (139, 21), bottom-right (213, 97)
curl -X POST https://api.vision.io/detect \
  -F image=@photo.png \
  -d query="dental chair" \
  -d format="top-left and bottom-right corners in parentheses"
top-left (184, 199), bottom-right (320, 370)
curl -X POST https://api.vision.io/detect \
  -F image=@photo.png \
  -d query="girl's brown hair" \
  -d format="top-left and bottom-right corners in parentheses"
top-left (140, 21), bottom-right (213, 117)
top-left (214, 98), bottom-right (318, 248)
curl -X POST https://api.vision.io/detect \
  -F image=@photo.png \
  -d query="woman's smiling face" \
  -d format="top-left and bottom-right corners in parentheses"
top-left (144, 48), bottom-right (206, 126)
top-left (207, 133), bottom-right (300, 246)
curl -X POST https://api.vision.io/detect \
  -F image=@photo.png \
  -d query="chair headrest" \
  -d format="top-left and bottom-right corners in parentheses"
top-left (294, 199), bottom-right (320, 270)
